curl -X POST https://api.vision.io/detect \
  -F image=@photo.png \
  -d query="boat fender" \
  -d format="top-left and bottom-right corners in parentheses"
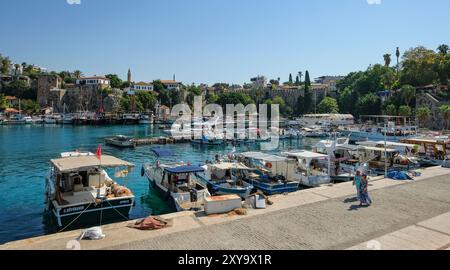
top-left (141, 166), bottom-right (145, 177)
top-left (265, 162), bottom-right (273, 169)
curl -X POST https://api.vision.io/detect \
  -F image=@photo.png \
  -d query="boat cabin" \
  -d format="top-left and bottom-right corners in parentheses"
top-left (282, 151), bottom-right (331, 187)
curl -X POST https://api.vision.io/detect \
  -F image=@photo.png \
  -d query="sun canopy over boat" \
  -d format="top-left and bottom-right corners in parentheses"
top-left (361, 146), bottom-right (399, 153)
top-left (151, 148), bottom-right (174, 157)
top-left (283, 151), bottom-right (329, 160)
top-left (164, 165), bottom-right (205, 174)
top-left (211, 162), bottom-right (255, 171)
top-left (51, 155), bottom-right (134, 173)
top-left (240, 152), bottom-right (288, 162)
top-left (357, 141), bottom-right (416, 148)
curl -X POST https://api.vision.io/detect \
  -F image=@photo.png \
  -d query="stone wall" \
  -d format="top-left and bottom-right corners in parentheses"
top-left (37, 75), bottom-right (61, 107)
top-left (416, 91), bottom-right (450, 130)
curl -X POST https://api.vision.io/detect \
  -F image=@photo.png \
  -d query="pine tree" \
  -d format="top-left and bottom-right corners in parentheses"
top-left (304, 70), bottom-right (312, 113)
top-left (289, 73), bottom-right (293, 84)
top-left (295, 75), bottom-right (300, 85)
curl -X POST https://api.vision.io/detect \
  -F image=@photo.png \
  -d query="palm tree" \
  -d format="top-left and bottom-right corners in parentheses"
top-left (396, 47), bottom-right (401, 74)
top-left (437, 44), bottom-right (449, 55)
top-left (383, 54), bottom-right (392, 67)
top-left (298, 72), bottom-right (303, 83)
top-left (400, 85), bottom-right (416, 106)
top-left (73, 70), bottom-right (82, 79)
top-left (416, 106), bottom-right (431, 128)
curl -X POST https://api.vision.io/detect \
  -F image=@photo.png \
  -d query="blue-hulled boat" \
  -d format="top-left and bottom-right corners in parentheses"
top-left (239, 152), bottom-right (299, 195)
top-left (196, 162), bottom-right (255, 199)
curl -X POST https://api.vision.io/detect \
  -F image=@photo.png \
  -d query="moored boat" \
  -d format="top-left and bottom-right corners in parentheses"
top-left (105, 135), bottom-right (136, 148)
top-left (238, 152), bottom-right (299, 195)
top-left (197, 162), bottom-right (255, 199)
top-left (45, 151), bottom-right (135, 229)
top-left (143, 162), bottom-right (210, 212)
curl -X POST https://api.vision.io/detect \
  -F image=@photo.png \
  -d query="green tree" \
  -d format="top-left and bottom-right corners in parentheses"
top-left (385, 104), bottom-right (397, 116)
top-left (289, 73), bottom-right (293, 85)
top-left (295, 75), bottom-right (300, 86)
top-left (437, 44), bottom-right (449, 55)
top-left (303, 70), bottom-right (312, 113)
top-left (400, 46), bottom-right (438, 86)
top-left (0, 94), bottom-right (7, 110)
top-left (105, 74), bottom-right (123, 89)
top-left (1, 56), bottom-right (11, 74)
top-left (294, 95), bottom-right (305, 116)
top-left (317, 97), bottom-right (339, 114)
top-left (337, 87), bottom-right (357, 114)
top-left (355, 93), bottom-right (381, 117)
top-left (73, 70), bottom-right (82, 79)
top-left (439, 105), bottom-right (450, 130)
top-left (383, 54), bottom-right (392, 67)
top-left (398, 105), bottom-right (412, 116)
top-left (400, 85), bottom-right (416, 106)
top-left (14, 99), bottom-right (40, 114)
top-left (217, 92), bottom-right (253, 107)
top-left (136, 91), bottom-right (157, 112)
top-left (207, 93), bottom-right (219, 104)
top-left (416, 106), bottom-right (431, 127)
top-left (2, 80), bottom-right (36, 100)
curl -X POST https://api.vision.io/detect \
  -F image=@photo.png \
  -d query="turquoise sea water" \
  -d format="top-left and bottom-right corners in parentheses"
top-left (0, 124), bottom-right (318, 244)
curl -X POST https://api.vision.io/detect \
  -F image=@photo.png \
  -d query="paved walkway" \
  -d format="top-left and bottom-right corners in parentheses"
top-left (2, 167), bottom-right (450, 250)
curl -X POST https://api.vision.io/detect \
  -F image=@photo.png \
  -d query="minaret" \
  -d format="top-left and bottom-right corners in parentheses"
top-left (127, 68), bottom-right (132, 83)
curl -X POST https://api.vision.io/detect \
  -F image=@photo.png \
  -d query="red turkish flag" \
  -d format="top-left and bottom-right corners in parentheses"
top-left (96, 145), bottom-right (102, 160)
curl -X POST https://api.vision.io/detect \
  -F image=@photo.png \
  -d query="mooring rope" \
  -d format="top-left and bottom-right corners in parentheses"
top-left (58, 202), bottom-right (93, 233)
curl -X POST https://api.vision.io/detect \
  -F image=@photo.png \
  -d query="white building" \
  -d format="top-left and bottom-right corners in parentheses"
top-left (131, 82), bottom-right (154, 92)
top-left (76, 76), bottom-right (110, 86)
top-left (250, 75), bottom-right (267, 88)
top-left (161, 80), bottom-right (181, 90)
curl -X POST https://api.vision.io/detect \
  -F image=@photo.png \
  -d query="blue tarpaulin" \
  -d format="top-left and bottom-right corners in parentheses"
top-left (164, 165), bottom-right (205, 174)
top-left (387, 171), bottom-right (413, 180)
top-left (151, 148), bottom-right (174, 158)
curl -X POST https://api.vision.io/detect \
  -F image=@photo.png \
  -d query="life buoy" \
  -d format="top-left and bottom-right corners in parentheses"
top-left (265, 162), bottom-right (273, 169)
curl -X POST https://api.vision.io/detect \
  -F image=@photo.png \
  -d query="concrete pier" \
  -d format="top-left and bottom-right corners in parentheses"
top-left (2, 166), bottom-right (450, 250)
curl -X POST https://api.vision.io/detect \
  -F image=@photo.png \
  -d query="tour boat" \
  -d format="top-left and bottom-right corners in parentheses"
top-left (339, 124), bottom-right (418, 142)
top-left (45, 151), bottom-right (135, 228)
top-left (143, 161), bottom-right (210, 212)
top-left (238, 152), bottom-right (299, 195)
top-left (197, 162), bottom-right (255, 199)
top-left (282, 151), bottom-right (332, 187)
top-left (105, 135), bottom-right (136, 148)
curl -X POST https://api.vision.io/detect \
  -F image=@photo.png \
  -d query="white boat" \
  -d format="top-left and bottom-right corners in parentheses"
top-left (6, 114), bottom-right (26, 125)
top-left (44, 115), bottom-right (61, 124)
top-left (143, 162), bottom-right (210, 212)
top-left (45, 151), bottom-right (135, 228)
top-left (282, 150), bottom-right (332, 187)
top-left (105, 135), bottom-right (136, 148)
top-left (139, 114), bottom-right (152, 124)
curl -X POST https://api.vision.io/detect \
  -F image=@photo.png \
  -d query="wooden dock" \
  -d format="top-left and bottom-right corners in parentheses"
top-left (132, 137), bottom-right (191, 146)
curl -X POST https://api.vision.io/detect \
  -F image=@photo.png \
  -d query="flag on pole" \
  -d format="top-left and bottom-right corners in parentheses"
top-left (96, 144), bottom-right (102, 160)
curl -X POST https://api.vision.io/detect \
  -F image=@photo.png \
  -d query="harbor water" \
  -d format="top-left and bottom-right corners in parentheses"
top-left (0, 124), bottom-right (319, 244)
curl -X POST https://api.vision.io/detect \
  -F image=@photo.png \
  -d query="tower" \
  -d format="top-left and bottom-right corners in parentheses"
top-left (127, 68), bottom-right (132, 83)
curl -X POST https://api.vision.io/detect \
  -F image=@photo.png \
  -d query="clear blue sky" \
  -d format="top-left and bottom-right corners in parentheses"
top-left (1, 0), bottom-right (449, 85)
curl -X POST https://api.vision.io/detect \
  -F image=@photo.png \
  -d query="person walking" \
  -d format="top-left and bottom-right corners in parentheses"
top-left (352, 171), bottom-right (362, 202)
top-left (359, 174), bottom-right (372, 207)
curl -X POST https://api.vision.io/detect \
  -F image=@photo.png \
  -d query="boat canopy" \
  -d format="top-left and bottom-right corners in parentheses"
top-left (283, 151), bottom-right (329, 160)
top-left (361, 146), bottom-right (399, 153)
top-left (357, 141), bottom-right (416, 148)
top-left (211, 162), bottom-right (255, 171)
top-left (151, 148), bottom-right (174, 157)
top-left (51, 155), bottom-right (134, 173)
top-left (240, 152), bottom-right (287, 162)
top-left (164, 165), bottom-right (205, 174)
